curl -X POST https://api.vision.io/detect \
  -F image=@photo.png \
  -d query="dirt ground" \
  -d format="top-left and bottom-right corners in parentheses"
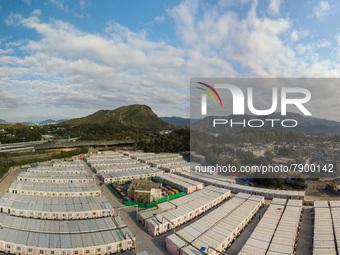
top-left (305, 180), bottom-right (340, 201)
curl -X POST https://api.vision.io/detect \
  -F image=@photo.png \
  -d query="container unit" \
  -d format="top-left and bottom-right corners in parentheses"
top-left (313, 201), bottom-right (336, 255)
top-left (93, 163), bottom-right (150, 174)
top-left (88, 159), bottom-right (140, 168)
top-left (137, 186), bottom-right (230, 223)
top-left (153, 173), bottom-right (204, 194)
top-left (85, 152), bottom-right (135, 161)
top-left (238, 198), bottom-right (287, 255)
top-left (123, 152), bottom-right (155, 159)
top-left (140, 153), bottom-right (183, 160)
top-left (9, 180), bottom-right (101, 197)
top-left (166, 193), bottom-right (265, 255)
top-left (27, 166), bottom-right (86, 173)
top-left (266, 200), bottom-right (302, 255)
top-left (166, 193), bottom-right (251, 255)
top-left (179, 171), bottom-right (305, 200)
top-left (53, 160), bottom-right (83, 168)
top-left (179, 171), bottom-right (235, 185)
top-left (99, 168), bottom-right (164, 184)
top-left (86, 155), bottom-right (125, 160)
top-left (0, 193), bottom-right (114, 220)
top-left (150, 159), bottom-right (188, 168)
top-left (330, 201), bottom-right (340, 255)
top-left (0, 226), bottom-right (135, 255)
top-left (0, 213), bottom-right (126, 234)
top-left (141, 186), bottom-right (231, 236)
top-left (86, 157), bottom-right (133, 164)
top-left (100, 151), bottom-right (123, 154)
top-left (162, 162), bottom-right (198, 173)
top-left (17, 172), bottom-right (94, 183)
top-left (138, 156), bottom-right (183, 163)
top-left (85, 151), bottom-right (124, 159)
top-left (128, 153), bottom-right (183, 162)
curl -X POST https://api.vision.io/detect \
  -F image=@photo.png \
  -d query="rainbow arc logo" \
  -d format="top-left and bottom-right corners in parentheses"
top-left (196, 82), bottom-right (223, 106)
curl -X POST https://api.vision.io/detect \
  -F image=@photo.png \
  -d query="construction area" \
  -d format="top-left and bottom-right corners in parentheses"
top-left (0, 149), bottom-right (339, 254)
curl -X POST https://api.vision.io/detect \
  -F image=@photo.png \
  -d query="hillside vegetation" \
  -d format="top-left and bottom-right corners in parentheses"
top-left (64, 104), bottom-right (170, 130)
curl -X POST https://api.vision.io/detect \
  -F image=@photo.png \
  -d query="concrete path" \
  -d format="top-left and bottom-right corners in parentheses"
top-left (295, 207), bottom-right (313, 255)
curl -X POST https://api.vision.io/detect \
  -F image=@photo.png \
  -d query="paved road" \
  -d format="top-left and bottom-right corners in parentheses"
top-left (0, 166), bottom-right (22, 197)
top-left (82, 160), bottom-right (168, 255)
top-left (295, 207), bottom-right (313, 255)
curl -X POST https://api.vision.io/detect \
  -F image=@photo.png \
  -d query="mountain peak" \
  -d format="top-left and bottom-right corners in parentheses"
top-left (63, 104), bottom-right (169, 130)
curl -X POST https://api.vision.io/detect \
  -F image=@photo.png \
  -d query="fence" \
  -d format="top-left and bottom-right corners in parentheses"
top-left (107, 179), bottom-right (185, 208)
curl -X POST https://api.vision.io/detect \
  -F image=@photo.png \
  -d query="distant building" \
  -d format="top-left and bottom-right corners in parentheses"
top-left (127, 179), bottom-right (162, 203)
top-left (41, 135), bottom-right (55, 141)
top-left (159, 130), bottom-right (172, 135)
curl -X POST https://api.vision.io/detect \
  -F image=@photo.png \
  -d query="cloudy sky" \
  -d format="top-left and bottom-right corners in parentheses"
top-left (1, 0), bottom-right (340, 122)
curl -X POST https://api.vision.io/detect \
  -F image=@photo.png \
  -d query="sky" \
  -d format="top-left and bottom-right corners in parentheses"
top-left (1, 0), bottom-right (340, 122)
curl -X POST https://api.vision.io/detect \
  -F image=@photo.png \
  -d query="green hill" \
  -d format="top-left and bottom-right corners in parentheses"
top-left (64, 104), bottom-right (170, 130)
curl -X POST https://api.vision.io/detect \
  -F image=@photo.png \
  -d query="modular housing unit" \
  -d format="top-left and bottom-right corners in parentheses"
top-left (0, 226), bottom-right (135, 255)
top-left (166, 193), bottom-right (265, 255)
top-left (330, 201), bottom-right (340, 255)
top-left (88, 160), bottom-right (139, 168)
top-left (127, 152), bottom-right (183, 162)
top-left (179, 171), bottom-right (235, 185)
top-left (149, 159), bottom-right (188, 168)
top-left (92, 163), bottom-right (150, 174)
top-left (179, 171), bottom-right (305, 200)
top-left (86, 156), bottom-right (126, 161)
top-left (139, 186), bottom-right (231, 236)
top-left (0, 193), bottom-right (114, 220)
top-left (162, 162), bottom-right (198, 173)
top-left (53, 160), bottom-right (83, 168)
top-left (313, 201), bottom-right (337, 255)
top-left (239, 199), bottom-right (302, 255)
top-left (85, 151), bottom-right (124, 160)
top-left (9, 180), bottom-right (101, 197)
top-left (153, 173), bottom-right (204, 194)
top-left (0, 213), bottom-right (126, 234)
top-left (99, 168), bottom-right (164, 184)
top-left (17, 172), bottom-right (94, 183)
top-left (27, 166), bottom-right (86, 174)
top-left (266, 199), bottom-right (302, 254)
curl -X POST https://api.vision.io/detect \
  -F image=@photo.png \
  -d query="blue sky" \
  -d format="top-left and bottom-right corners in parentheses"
top-left (1, 0), bottom-right (340, 122)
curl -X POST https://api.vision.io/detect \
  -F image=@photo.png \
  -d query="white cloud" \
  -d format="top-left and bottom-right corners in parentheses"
top-left (22, 0), bottom-right (31, 5)
top-left (316, 39), bottom-right (331, 48)
top-left (167, 0), bottom-right (199, 46)
top-left (291, 29), bottom-right (309, 42)
top-left (267, 0), bottom-right (282, 15)
top-left (79, 0), bottom-right (85, 10)
top-left (314, 1), bottom-right (333, 20)
top-left (31, 9), bottom-right (42, 16)
top-left (2, 1), bottom-right (340, 121)
top-left (49, 0), bottom-right (69, 11)
top-left (154, 15), bottom-right (165, 23)
top-left (1, 10), bottom-right (237, 120)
